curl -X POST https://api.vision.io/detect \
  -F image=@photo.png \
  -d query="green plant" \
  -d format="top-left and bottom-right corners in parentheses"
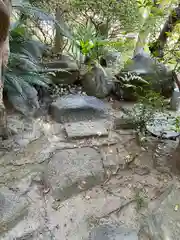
top-left (12, 1), bottom-right (73, 41)
top-left (69, 0), bottom-right (142, 33)
top-left (80, 38), bottom-right (133, 64)
top-left (123, 90), bottom-right (165, 133)
top-left (138, 90), bottom-right (165, 110)
top-left (65, 14), bottom-right (135, 68)
top-left (134, 188), bottom-right (147, 211)
top-left (114, 72), bottom-right (150, 93)
top-left (3, 21), bottom-right (52, 114)
top-left (3, 0), bottom-right (78, 115)
top-left (173, 116), bottom-right (180, 132)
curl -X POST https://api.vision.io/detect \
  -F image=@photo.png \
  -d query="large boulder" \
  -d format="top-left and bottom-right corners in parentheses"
top-left (43, 55), bottom-right (79, 85)
top-left (81, 64), bottom-right (115, 98)
top-left (49, 94), bottom-right (109, 123)
top-left (100, 50), bottom-right (121, 67)
top-left (115, 52), bottom-right (174, 101)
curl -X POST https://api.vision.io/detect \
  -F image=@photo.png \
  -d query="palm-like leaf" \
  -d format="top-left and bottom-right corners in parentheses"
top-left (4, 20), bottom-right (53, 114)
top-left (4, 1), bottom-right (81, 115)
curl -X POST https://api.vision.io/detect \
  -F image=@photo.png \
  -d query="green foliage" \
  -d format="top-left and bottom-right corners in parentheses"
top-left (137, 0), bottom-right (153, 9)
top-left (69, 0), bottom-right (142, 32)
top-left (138, 90), bottom-right (165, 110)
top-left (12, 1), bottom-right (75, 43)
top-left (174, 116), bottom-right (180, 132)
top-left (115, 72), bottom-right (150, 92)
top-left (4, 21), bottom-right (51, 112)
top-left (4, 1), bottom-right (81, 113)
top-left (123, 90), bottom-right (165, 133)
top-left (23, 0), bottom-right (179, 71)
top-left (57, 0), bottom-right (141, 61)
top-left (68, 19), bottom-right (134, 66)
top-left (134, 188), bottom-right (147, 211)
top-left (21, 0), bottom-right (179, 137)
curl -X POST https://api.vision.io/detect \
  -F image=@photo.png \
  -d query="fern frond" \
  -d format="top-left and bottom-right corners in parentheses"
top-left (4, 73), bottom-right (25, 97)
top-left (9, 53), bottom-right (40, 72)
top-left (21, 73), bottom-right (51, 87)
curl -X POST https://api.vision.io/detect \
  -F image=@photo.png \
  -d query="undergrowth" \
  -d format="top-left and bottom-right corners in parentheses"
top-left (123, 90), bottom-right (166, 134)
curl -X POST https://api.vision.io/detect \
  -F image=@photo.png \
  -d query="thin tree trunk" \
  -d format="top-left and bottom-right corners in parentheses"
top-left (0, 0), bottom-right (11, 138)
top-left (134, 0), bottom-right (171, 56)
top-left (134, 28), bottom-right (149, 56)
top-left (150, 4), bottom-right (180, 58)
top-left (53, 7), bottom-right (64, 53)
top-left (134, 7), bottom-right (153, 56)
top-left (97, 22), bottom-right (109, 38)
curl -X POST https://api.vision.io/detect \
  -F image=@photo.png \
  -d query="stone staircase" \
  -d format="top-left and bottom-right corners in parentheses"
top-left (1, 95), bottom-right (180, 239)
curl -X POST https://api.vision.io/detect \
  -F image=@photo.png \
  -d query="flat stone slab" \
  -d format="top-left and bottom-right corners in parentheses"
top-left (49, 94), bottom-right (109, 123)
top-left (0, 187), bottom-right (29, 234)
top-left (64, 120), bottom-right (109, 139)
top-left (88, 224), bottom-right (138, 240)
top-left (113, 114), bottom-right (135, 130)
top-left (47, 147), bottom-right (104, 201)
top-left (101, 144), bottom-right (130, 170)
top-left (139, 187), bottom-right (180, 239)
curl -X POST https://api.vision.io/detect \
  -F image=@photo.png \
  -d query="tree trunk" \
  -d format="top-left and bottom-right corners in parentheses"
top-left (96, 21), bottom-right (109, 38)
top-left (134, 7), bottom-right (153, 56)
top-left (149, 4), bottom-right (180, 58)
top-left (0, 0), bottom-right (11, 138)
top-left (53, 7), bottom-right (64, 53)
top-left (134, 0), bottom-right (172, 56)
top-left (134, 28), bottom-right (149, 56)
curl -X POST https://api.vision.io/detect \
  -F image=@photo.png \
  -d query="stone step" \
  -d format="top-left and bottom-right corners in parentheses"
top-left (64, 120), bottom-right (109, 139)
top-left (47, 147), bottom-right (105, 201)
top-left (49, 94), bottom-right (109, 123)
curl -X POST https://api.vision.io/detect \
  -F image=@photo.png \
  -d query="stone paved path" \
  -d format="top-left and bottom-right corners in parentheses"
top-left (0, 97), bottom-right (180, 239)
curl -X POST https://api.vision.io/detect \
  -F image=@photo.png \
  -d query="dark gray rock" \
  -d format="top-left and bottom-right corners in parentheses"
top-left (43, 56), bottom-right (79, 85)
top-left (115, 52), bottom-right (174, 100)
top-left (47, 147), bottom-right (104, 201)
top-left (0, 187), bottom-right (29, 234)
top-left (49, 94), bottom-right (109, 123)
top-left (102, 50), bottom-right (121, 67)
top-left (88, 224), bottom-right (138, 240)
top-left (44, 58), bottom-right (78, 70)
top-left (82, 65), bottom-right (114, 98)
top-left (139, 187), bottom-right (180, 240)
